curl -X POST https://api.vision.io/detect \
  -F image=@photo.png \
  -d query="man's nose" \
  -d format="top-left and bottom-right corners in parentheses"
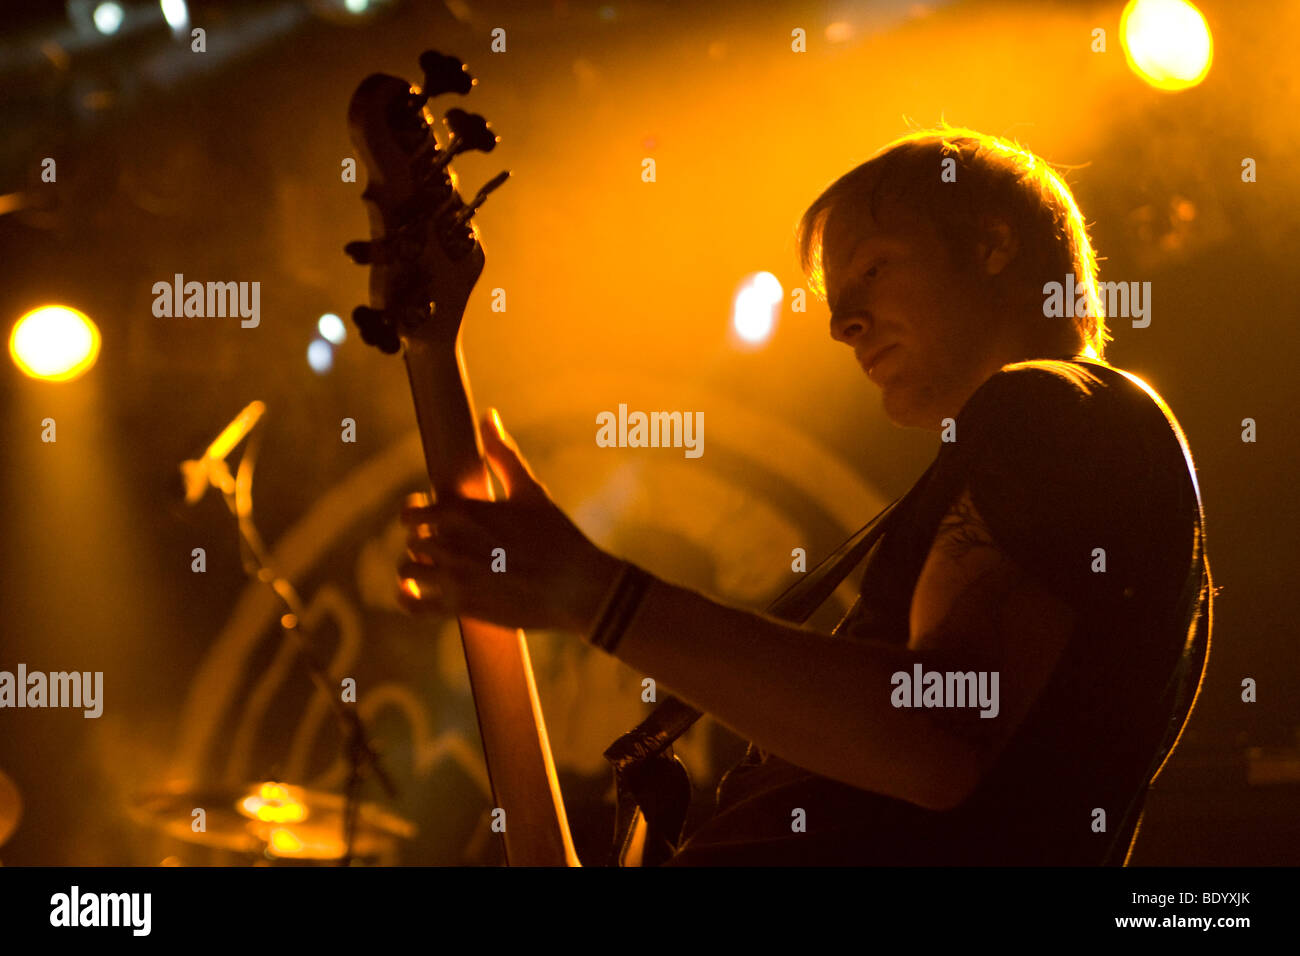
top-left (830, 311), bottom-right (869, 345)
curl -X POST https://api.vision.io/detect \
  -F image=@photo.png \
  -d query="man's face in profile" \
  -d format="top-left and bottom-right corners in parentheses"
top-left (822, 205), bottom-right (1008, 431)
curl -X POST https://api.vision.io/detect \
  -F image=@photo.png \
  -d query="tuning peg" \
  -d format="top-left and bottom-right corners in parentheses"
top-left (419, 50), bottom-right (475, 97)
top-left (428, 110), bottom-right (499, 173)
top-left (346, 237), bottom-right (410, 265)
top-left (444, 108), bottom-right (497, 153)
top-left (344, 240), bottom-right (375, 264)
top-left (450, 170), bottom-right (511, 226)
top-left (351, 306), bottom-right (401, 354)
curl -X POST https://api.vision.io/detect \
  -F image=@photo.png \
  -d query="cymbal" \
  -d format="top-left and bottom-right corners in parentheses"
top-left (130, 781), bottom-right (415, 861)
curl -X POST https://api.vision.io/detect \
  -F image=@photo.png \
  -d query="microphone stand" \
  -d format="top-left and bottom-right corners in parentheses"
top-left (187, 406), bottom-right (397, 866)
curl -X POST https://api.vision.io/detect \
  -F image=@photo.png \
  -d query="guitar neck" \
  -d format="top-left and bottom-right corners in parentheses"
top-left (403, 336), bottom-right (579, 866)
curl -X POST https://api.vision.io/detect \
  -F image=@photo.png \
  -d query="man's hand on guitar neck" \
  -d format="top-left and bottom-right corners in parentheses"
top-left (396, 408), bottom-right (622, 634)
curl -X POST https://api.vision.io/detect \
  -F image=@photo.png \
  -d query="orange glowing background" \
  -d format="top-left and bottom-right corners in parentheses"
top-left (0, 0), bottom-right (1296, 867)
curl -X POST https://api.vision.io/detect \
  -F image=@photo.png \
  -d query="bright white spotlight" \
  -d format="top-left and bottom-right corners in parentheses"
top-left (732, 271), bottom-right (783, 345)
top-left (317, 312), bottom-right (346, 344)
top-left (307, 338), bottom-right (334, 374)
top-left (344, 0), bottom-right (370, 13)
top-left (1121, 0), bottom-right (1213, 92)
top-left (9, 305), bottom-right (101, 382)
top-left (93, 2), bottom-right (125, 35)
top-left (751, 271), bottom-right (782, 301)
top-left (160, 0), bottom-right (190, 32)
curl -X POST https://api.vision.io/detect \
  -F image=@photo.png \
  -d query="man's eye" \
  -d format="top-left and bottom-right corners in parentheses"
top-left (864, 261), bottom-right (884, 279)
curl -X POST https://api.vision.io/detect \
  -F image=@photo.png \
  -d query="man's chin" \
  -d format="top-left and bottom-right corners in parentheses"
top-left (878, 386), bottom-right (905, 425)
top-left (880, 387), bottom-right (932, 430)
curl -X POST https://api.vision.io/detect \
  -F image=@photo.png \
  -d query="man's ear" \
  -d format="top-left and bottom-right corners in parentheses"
top-left (976, 218), bottom-right (1018, 276)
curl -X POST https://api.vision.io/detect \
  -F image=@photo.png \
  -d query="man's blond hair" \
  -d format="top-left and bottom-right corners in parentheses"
top-left (797, 124), bottom-right (1109, 360)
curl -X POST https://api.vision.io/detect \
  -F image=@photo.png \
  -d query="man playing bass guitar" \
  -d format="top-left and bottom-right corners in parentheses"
top-left (397, 126), bottom-right (1210, 866)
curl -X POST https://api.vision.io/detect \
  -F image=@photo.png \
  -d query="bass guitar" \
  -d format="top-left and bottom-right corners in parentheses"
top-left (345, 49), bottom-right (578, 867)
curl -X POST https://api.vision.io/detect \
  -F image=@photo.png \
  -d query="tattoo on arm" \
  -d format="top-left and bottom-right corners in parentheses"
top-left (933, 491), bottom-right (999, 562)
top-left (917, 490), bottom-right (1046, 756)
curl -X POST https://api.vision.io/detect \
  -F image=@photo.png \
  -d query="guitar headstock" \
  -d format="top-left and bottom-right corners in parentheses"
top-left (345, 50), bottom-right (509, 353)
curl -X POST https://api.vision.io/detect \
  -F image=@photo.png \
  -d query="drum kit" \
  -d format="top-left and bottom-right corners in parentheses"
top-left (104, 408), bottom-right (420, 865)
top-left (127, 779), bottom-right (416, 865)
top-left (0, 767), bottom-right (415, 864)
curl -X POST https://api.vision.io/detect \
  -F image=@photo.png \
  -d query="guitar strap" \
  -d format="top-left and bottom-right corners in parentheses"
top-left (603, 465), bottom-right (936, 865)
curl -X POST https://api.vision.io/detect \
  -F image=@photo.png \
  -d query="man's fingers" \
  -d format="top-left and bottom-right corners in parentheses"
top-left (396, 560), bottom-right (475, 612)
top-left (400, 498), bottom-right (491, 526)
top-left (480, 408), bottom-right (545, 501)
top-left (395, 567), bottom-right (444, 615)
top-left (398, 561), bottom-right (437, 588)
top-left (404, 544), bottom-right (435, 566)
top-left (400, 498), bottom-right (436, 526)
top-left (402, 491), bottom-right (432, 513)
top-left (403, 509), bottom-right (498, 558)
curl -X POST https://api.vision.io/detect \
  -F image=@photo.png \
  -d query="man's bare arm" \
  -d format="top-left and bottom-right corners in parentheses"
top-left (608, 487), bottom-right (1075, 812)
top-left (397, 421), bottom-right (1075, 812)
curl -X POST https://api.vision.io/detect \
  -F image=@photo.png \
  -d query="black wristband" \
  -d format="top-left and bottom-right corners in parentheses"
top-left (587, 562), bottom-right (653, 654)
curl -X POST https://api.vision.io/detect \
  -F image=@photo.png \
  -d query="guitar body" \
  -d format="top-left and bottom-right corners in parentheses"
top-left (346, 59), bottom-right (577, 866)
top-left (610, 750), bottom-right (691, 867)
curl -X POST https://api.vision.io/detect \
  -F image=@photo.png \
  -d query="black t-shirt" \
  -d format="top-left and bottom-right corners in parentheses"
top-left (663, 357), bottom-right (1202, 866)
